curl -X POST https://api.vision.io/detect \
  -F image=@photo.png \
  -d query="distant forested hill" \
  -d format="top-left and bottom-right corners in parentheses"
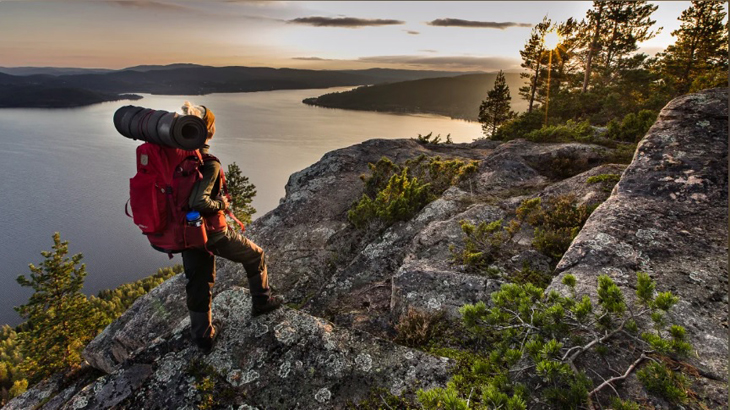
top-left (303, 73), bottom-right (526, 121)
top-left (0, 65), bottom-right (479, 108)
top-left (0, 85), bottom-right (141, 108)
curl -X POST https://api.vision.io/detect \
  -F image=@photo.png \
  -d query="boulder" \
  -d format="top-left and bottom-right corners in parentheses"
top-left (552, 88), bottom-right (728, 407)
top-left (391, 263), bottom-right (500, 322)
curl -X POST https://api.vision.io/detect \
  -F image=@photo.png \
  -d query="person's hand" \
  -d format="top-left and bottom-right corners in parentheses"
top-left (219, 195), bottom-right (229, 210)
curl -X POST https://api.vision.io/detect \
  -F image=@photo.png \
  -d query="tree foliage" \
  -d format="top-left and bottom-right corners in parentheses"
top-left (497, 1), bottom-right (724, 146)
top-left (479, 70), bottom-right (516, 138)
top-left (225, 162), bottom-right (257, 226)
top-left (14, 233), bottom-right (97, 383)
top-left (1, 234), bottom-right (181, 406)
top-left (519, 16), bottom-right (552, 113)
top-left (654, 0), bottom-right (728, 94)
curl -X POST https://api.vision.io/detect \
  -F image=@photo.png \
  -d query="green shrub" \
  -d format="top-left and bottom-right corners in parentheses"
top-left (610, 397), bottom-right (642, 410)
top-left (605, 110), bottom-right (658, 143)
top-left (225, 162), bottom-right (257, 226)
top-left (586, 173), bottom-right (621, 185)
top-left (1, 260), bottom-right (181, 405)
top-left (395, 309), bottom-right (447, 348)
top-left (348, 168), bottom-right (433, 229)
top-left (349, 156), bottom-right (478, 230)
top-left (515, 195), bottom-right (594, 261)
top-left (406, 155), bottom-right (479, 194)
top-left (0, 326), bottom-right (25, 405)
top-left (418, 273), bottom-right (693, 409)
top-left (493, 111), bottom-right (544, 141)
top-left (586, 173), bottom-right (621, 193)
top-left (350, 387), bottom-right (419, 409)
top-left (450, 219), bottom-right (509, 275)
top-left (524, 119), bottom-right (595, 143)
top-left (415, 132), bottom-right (453, 145)
top-left (512, 264), bottom-right (552, 288)
top-left (637, 362), bottom-right (688, 404)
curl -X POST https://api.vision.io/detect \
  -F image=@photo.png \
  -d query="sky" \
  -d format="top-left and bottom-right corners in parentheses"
top-left (0, 1), bottom-right (720, 72)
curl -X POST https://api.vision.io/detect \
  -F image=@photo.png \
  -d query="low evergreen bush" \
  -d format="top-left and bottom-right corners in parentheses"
top-left (417, 272), bottom-right (695, 409)
top-left (515, 195), bottom-right (594, 261)
top-left (523, 119), bottom-right (594, 143)
top-left (349, 156), bottom-right (478, 230)
top-left (605, 110), bottom-right (658, 143)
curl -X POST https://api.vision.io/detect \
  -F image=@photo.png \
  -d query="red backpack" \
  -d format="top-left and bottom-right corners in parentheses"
top-left (127, 142), bottom-right (207, 256)
top-left (127, 143), bottom-right (246, 257)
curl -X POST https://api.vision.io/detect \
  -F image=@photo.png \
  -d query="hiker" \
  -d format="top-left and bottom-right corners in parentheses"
top-left (181, 101), bottom-right (282, 352)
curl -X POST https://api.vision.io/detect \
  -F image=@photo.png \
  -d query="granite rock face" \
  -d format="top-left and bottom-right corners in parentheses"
top-left (8, 90), bottom-right (726, 409)
top-left (83, 261), bottom-right (247, 374)
top-left (552, 88), bottom-right (728, 407)
top-left (12, 287), bottom-right (451, 410)
top-left (246, 137), bottom-right (620, 337)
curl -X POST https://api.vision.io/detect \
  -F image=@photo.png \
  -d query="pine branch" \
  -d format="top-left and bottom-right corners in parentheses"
top-left (588, 353), bottom-right (647, 398)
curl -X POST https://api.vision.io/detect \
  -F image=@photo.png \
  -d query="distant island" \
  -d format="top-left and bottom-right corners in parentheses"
top-left (0, 65), bottom-right (479, 109)
top-left (0, 85), bottom-right (141, 108)
top-left (303, 73), bottom-right (526, 121)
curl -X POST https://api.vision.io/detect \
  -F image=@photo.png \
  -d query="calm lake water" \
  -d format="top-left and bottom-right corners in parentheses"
top-left (0, 87), bottom-right (481, 326)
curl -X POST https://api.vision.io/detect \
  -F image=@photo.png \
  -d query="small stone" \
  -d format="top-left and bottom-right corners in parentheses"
top-left (314, 388), bottom-right (332, 403)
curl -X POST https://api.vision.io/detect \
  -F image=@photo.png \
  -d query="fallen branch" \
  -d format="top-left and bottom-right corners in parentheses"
top-left (588, 353), bottom-right (646, 398)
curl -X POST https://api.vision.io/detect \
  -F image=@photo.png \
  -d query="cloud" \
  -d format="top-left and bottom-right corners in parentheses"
top-left (292, 57), bottom-right (336, 61)
top-left (419, 49), bottom-right (438, 53)
top-left (427, 18), bottom-right (532, 29)
top-left (288, 16), bottom-right (404, 28)
top-left (405, 30), bottom-right (420, 35)
top-left (355, 55), bottom-right (522, 71)
top-left (110, 1), bottom-right (192, 12)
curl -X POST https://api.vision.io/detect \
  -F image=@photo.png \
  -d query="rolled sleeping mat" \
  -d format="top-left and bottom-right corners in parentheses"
top-left (156, 111), bottom-right (178, 148)
top-left (113, 105), bottom-right (208, 150)
top-left (114, 105), bottom-right (144, 140)
top-left (143, 110), bottom-right (167, 146)
top-left (171, 114), bottom-right (208, 150)
top-left (129, 108), bottom-right (155, 141)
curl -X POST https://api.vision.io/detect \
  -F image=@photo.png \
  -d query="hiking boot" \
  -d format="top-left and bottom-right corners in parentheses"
top-left (252, 295), bottom-right (284, 317)
top-left (195, 323), bottom-right (219, 353)
top-left (189, 310), bottom-right (219, 353)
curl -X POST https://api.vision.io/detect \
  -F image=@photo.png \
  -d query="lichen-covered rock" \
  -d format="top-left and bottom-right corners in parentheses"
top-left (391, 263), bottom-right (500, 321)
top-left (552, 88), bottom-right (728, 407)
top-left (82, 264), bottom-right (246, 374)
top-left (27, 288), bottom-right (452, 409)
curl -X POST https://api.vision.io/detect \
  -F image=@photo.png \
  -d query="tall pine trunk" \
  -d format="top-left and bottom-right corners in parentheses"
top-left (582, 2), bottom-right (604, 93)
top-left (528, 58), bottom-right (542, 112)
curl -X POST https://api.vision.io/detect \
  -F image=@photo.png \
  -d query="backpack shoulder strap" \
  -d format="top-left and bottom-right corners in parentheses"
top-left (200, 152), bottom-right (246, 233)
top-left (201, 153), bottom-right (220, 164)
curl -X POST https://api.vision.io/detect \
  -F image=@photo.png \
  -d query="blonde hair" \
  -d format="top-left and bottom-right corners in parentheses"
top-left (181, 101), bottom-right (206, 118)
top-left (181, 101), bottom-right (216, 139)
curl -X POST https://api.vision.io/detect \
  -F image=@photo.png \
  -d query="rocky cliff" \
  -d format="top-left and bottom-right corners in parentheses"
top-left (5, 89), bottom-right (726, 409)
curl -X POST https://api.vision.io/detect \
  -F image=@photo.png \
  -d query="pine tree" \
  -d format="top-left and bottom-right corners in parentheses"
top-left (600, 1), bottom-right (660, 74)
top-left (519, 16), bottom-right (552, 112)
top-left (226, 162), bottom-right (257, 226)
top-left (581, 1), bottom-right (659, 90)
top-left (479, 70), bottom-right (516, 138)
top-left (581, 1), bottom-right (606, 92)
top-left (656, 0), bottom-right (728, 94)
top-left (15, 233), bottom-right (95, 382)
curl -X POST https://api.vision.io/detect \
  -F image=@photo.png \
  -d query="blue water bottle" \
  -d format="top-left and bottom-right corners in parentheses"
top-left (186, 211), bottom-right (203, 227)
top-left (185, 211), bottom-right (207, 248)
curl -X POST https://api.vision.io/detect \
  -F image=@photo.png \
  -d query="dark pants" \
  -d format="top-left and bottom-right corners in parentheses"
top-left (182, 228), bottom-right (270, 314)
